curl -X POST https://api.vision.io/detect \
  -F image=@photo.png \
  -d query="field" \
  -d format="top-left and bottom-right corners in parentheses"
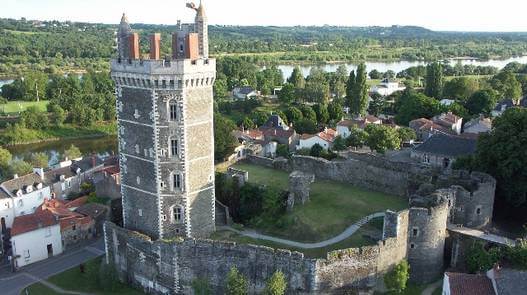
top-left (231, 163), bottom-right (408, 242)
top-left (21, 257), bottom-right (142, 295)
top-left (0, 100), bottom-right (49, 114)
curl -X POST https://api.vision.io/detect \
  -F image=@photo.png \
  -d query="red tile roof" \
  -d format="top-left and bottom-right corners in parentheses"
top-left (260, 127), bottom-right (295, 139)
top-left (337, 116), bottom-right (381, 129)
top-left (301, 129), bottom-right (337, 143)
top-left (446, 272), bottom-right (495, 295)
top-left (11, 210), bottom-right (59, 236)
top-left (40, 198), bottom-right (94, 231)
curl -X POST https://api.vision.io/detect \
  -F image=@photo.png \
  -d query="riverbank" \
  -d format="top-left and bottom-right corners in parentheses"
top-left (0, 122), bottom-right (117, 146)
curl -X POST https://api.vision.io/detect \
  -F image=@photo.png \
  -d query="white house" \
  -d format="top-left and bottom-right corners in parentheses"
top-left (370, 78), bottom-right (406, 96)
top-left (432, 112), bottom-right (463, 135)
top-left (233, 87), bottom-right (258, 100)
top-left (298, 128), bottom-right (337, 150)
top-left (336, 116), bottom-right (382, 138)
top-left (11, 210), bottom-right (63, 268)
top-left (0, 169), bottom-right (52, 230)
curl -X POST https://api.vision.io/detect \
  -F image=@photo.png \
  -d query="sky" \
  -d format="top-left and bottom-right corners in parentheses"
top-left (1, 0), bottom-right (526, 32)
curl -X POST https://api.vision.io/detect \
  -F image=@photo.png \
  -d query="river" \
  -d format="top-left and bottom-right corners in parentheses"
top-left (2, 56), bottom-right (527, 160)
top-left (275, 56), bottom-right (527, 79)
top-left (7, 136), bottom-right (118, 167)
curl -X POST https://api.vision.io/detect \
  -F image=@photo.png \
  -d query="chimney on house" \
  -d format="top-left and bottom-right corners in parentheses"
top-left (150, 33), bottom-right (161, 60)
top-left (13, 174), bottom-right (18, 179)
top-left (129, 33), bottom-right (140, 60)
top-left (33, 168), bottom-right (45, 180)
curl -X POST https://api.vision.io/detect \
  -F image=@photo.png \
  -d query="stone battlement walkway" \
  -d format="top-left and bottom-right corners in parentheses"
top-left (220, 212), bottom-right (385, 249)
top-left (447, 225), bottom-right (517, 246)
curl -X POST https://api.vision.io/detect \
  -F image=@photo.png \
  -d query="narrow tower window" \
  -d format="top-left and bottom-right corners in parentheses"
top-left (169, 102), bottom-right (178, 121)
top-left (171, 139), bottom-right (178, 157)
top-left (173, 173), bottom-right (182, 190)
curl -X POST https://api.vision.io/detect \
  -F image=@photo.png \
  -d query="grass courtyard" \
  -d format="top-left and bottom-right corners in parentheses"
top-left (21, 257), bottom-right (142, 295)
top-left (230, 163), bottom-right (408, 243)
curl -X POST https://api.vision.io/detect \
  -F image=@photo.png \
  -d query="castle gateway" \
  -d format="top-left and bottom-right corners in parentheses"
top-left (112, 2), bottom-right (215, 240)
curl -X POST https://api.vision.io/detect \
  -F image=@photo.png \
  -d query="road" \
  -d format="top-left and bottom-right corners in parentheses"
top-left (0, 238), bottom-right (105, 295)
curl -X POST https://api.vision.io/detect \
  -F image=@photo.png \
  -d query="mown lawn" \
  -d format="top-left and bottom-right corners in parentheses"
top-left (21, 257), bottom-right (143, 295)
top-left (212, 217), bottom-right (384, 258)
top-left (0, 100), bottom-right (49, 114)
top-left (232, 163), bottom-right (407, 242)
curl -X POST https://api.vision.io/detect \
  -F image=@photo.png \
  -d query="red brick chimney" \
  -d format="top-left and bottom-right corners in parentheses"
top-left (129, 33), bottom-right (140, 60)
top-left (186, 33), bottom-right (199, 60)
top-left (150, 33), bottom-right (161, 60)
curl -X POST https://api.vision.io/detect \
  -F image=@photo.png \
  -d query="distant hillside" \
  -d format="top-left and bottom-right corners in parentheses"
top-left (1, 17), bottom-right (527, 77)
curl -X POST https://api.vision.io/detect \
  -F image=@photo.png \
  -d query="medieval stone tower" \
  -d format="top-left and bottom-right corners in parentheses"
top-left (111, 1), bottom-right (216, 240)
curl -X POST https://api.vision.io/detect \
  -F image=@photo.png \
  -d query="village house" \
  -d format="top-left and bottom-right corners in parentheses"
top-left (259, 115), bottom-right (299, 151)
top-left (232, 86), bottom-right (258, 100)
top-left (10, 210), bottom-right (63, 268)
top-left (410, 134), bottom-right (477, 169)
top-left (370, 78), bottom-right (406, 96)
top-left (443, 266), bottom-right (527, 295)
top-left (464, 116), bottom-right (492, 134)
top-left (433, 112), bottom-right (463, 134)
top-left (0, 169), bottom-right (52, 231)
top-left (75, 203), bottom-right (109, 236)
top-left (40, 197), bottom-right (95, 250)
top-left (336, 115), bottom-right (382, 138)
top-left (298, 128), bottom-right (337, 150)
top-left (409, 112), bottom-right (462, 141)
top-left (491, 99), bottom-right (516, 117)
top-left (46, 156), bottom-right (104, 200)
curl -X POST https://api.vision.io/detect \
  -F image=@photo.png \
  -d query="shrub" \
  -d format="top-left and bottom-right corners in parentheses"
top-left (226, 267), bottom-right (248, 295)
top-left (264, 270), bottom-right (287, 295)
top-left (192, 277), bottom-right (212, 295)
top-left (384, 260), bottom-right (410, 293)
top-left (466, 242), bottom-right (502, 273)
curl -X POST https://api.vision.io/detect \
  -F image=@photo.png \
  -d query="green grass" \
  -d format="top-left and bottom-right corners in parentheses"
top-left (212, 218), bottom-right (383, 258)
top-left (232, 163), bottom-right (407, 242)
top-left (22, 257), bottom-right (143, 295)
top-left (22, 283), bottom-right (59, 295)
top-left (0, 100), bottom-right (49, 114)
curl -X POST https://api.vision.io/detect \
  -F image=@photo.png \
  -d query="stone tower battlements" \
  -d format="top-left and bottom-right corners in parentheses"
top-left (112, 3), bottom-right (216, 240)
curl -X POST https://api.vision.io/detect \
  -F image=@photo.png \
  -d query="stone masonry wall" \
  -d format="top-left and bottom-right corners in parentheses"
top-left (407, 194), bottom-right (449, 283)
top-left (104, 210), bottom-right (410, 294)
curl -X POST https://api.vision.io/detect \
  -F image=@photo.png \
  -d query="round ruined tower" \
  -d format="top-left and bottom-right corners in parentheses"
top-left (407, 192), bottom-right (449, 283)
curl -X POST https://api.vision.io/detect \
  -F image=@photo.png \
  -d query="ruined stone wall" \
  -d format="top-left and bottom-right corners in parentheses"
top-left (315, 210), bottom-right (409, 291)
top-left (290, 155), bottom-right (416, 197)
top-left (105, 222), bottom-right (316, 294)
top-left (104, 209), bottom-right (411, 295)
top-left (438, 171), bottom-right (496, 229)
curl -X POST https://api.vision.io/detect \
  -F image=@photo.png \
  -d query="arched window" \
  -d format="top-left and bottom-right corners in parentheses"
top-left (171, 172), bottom-right (182, 191)
top-left (169, 101), bottom-right (178, 121)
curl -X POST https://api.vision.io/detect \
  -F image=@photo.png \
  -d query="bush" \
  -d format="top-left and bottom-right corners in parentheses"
top-left (226, 267), bottom-right (248, 295)
top-left (384, 260), bottom-right (410, 293)
top-left (192, 277), bottom-right (212, 295)
top-left (505, 240), bottom-right (527, 269)
top-left (466, 242), bottom-right (502, 273)
top-left (310, 143), bottom-right (323, 157)
top-left (264, 271), bottom-right (287, 295)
